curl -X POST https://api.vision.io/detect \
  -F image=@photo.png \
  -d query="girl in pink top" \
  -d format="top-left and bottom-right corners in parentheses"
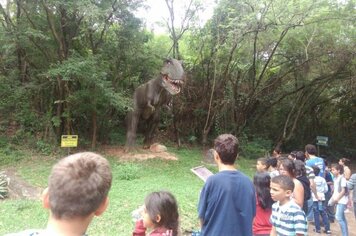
top-left (133, 191), bottom-right (179, 236)
top-left (253, 172), bottom-right (274, 236)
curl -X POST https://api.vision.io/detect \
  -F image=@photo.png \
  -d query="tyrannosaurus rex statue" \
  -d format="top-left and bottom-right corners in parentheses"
top-left (125, 58), bottom-right (185, 149)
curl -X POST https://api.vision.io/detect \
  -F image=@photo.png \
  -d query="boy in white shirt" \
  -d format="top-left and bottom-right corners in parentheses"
top-left (311, 166), bottom-right (331, 234)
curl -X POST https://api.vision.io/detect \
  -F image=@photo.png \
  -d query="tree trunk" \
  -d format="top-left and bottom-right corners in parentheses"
top-left (91, 110), bottom-right (97, 149)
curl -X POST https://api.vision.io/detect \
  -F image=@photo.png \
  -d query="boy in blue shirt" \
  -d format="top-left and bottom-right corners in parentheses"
top-left (198, 134), bottom-right (256, 236)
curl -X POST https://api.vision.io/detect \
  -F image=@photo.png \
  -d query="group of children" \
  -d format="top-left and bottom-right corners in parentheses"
top-left (4, 142), bottom-right (354, 236)
top-left (254, 147), bottom-right (354, 236)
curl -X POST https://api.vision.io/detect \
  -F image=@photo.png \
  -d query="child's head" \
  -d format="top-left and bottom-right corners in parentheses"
top-left (273, 147), bottom-right (282, 157)
top-left (256, 157), bottom-right (269, 172)
top-left (143, 191), bottom-right (179, 235)
top-left (253, 172), bottom-right (274, 210)
top-left (213, 134), bottom-right (239, 165)
top-left (266, 157), bottom-right (278, 169)
top-left (270, 175), bottom-right (294, 203)
top-left (294, 160), bottom-right (306, 177)
top-left (288, 151), bottom-right (298, 160)
top-left (47, 152), bottom-right (112, 219)
top-left (339, 158), bottom-right (350, 166)
top-left (331, 163), bottom-right (344, 176)
top-left (295, 151), bottom-right (306, 162)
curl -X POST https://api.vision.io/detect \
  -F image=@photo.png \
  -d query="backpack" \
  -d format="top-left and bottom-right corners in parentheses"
top-left (338, 176), bottom-right (349, 196)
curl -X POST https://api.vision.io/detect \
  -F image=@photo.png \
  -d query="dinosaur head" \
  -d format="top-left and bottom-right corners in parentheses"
top-left (160, 58), bottom-right (184, 95)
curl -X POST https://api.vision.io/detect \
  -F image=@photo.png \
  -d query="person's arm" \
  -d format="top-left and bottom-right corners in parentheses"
top-left (322, 180), bottom-right (328, 194)
top-left (347, 174), bottom-right (356, 190)
top-left (294, 209), bottom-right (308, 236)
top-left (293, 180), bottom-right (304, 208)
top-left (199, 218), bottom-right (204, 228)
top-left (309, 178), bottom-right (320, 201)
top-left (132, 219), bottom-right (146, 236)
top-left (344, 167), bottom-right (351, 180)
top-left (270, 226), bottom-right (277, 236)
top-left (333, 178), bottom-right (346, 203)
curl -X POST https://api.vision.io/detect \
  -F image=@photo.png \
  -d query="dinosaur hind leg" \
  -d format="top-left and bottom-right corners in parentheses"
top-left (143, 111), bottom-right (160, 149)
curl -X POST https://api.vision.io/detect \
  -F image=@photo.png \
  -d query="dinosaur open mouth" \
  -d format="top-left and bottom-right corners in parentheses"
top-left (162, 75), bottom-right (183, 95)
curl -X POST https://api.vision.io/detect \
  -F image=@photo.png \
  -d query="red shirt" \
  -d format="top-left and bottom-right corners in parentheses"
top-left (133, 220), bottom-right (173, 236)
top-left (252, 196), bottom-right (272, 235)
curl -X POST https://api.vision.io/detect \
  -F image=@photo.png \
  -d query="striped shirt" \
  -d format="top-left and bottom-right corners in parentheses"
top-left (270, 200), bottom-right (307, 236)
top-left (306, 165), bottom-right (315, 180)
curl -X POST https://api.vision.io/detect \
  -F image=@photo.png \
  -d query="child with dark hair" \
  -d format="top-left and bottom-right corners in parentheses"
top-left (256, 157), bottom-right (269, 173)
top-left (266, 157), bottom-right (279, 178)
top-left (253, 172), bottom-right (274, 236)
top-left (270, 175), bottom-right (307, 236)
top-left (198, 134), bottom-right (256, 236)
top-left (311, 166), bottom-right (331, 234)
top-left (329, 163), bottom-right (349, 236)
top-left (272, 147), bottom-right (282, 158)
top-left (133, 191), bottom-right (179, 236)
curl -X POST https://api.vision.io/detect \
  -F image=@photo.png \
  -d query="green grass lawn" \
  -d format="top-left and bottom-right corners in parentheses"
top-left (0, 147), bottom-right (256, 235)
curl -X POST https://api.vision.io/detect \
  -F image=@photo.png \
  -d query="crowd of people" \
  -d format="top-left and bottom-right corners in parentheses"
top-left (252, 146), bottom-right (354, 236)
top-left (3, 134), bottom-right (355, 236)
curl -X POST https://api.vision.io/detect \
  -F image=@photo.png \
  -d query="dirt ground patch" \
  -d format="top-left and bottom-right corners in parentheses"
top-left (2, 168), bottom-right (43, 200)
top-left (2, 144), bottom-right (177, 201)
top-left (101, 145), bottom-right (178, 161)
top-left (308, 210), bottom-right (356, 236)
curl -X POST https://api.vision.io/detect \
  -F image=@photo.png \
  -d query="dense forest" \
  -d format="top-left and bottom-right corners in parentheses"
top-left (0, 0), bottom-right (355, 157)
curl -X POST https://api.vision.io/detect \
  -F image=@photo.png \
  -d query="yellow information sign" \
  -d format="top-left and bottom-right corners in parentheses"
top-left (61, 135), bottom-right (78, 147)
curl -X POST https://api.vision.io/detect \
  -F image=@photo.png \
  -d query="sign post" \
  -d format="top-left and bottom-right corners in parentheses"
top-left (316, 136), bottom-right (328, 156)
top-left (61, 135), bottom-right (78, 155)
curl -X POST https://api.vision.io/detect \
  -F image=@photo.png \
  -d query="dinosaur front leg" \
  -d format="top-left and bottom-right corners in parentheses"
top-left (143, 110), bottom-right (160, 149)
top-left (142, 101), bottom-right (155, 120)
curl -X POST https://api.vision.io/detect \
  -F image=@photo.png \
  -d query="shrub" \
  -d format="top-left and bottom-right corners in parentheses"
top-left (115, 163), bottom-right (140, 180)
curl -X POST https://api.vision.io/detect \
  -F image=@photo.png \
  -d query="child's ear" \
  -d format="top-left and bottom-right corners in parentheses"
top-left (42, 187), bottom-right (50, 209)
top-left (213, 150), bottom-right (220, 162)
top-left (94, 197), bottom-right (109, 216)
top-left (286, 189), bottom-right (293, 197)
top-left (155, 214), bottom-right (161, 223)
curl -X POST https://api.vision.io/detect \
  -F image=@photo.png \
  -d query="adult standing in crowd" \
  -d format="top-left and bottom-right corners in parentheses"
top-left (305, 144), bottom-right (325, 177)
top-left (198, 134), bottom-right (256, 236)
top-left (294, 150), bottom-right (319, 222)
top-left (278, 158), bottom-right (305, 209)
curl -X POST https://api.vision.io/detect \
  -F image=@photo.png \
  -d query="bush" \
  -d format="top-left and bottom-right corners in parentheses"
top-left (240, 137), bottom-right (272, 159)
top-left (115, 163), bottom-right (140, 180)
